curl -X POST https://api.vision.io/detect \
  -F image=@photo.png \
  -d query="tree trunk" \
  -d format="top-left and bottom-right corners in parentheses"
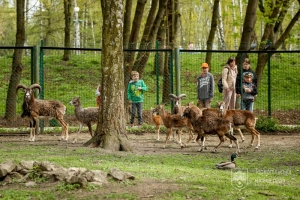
top-left (123, 0), bottom-right (133, 48)
top-left (85, 0), bottom-right (132, 152)
top-left (255, 2), bottom-right (300, 88)
top-left (62, 0), bottom-right (71, 61)
top-left (5, 0), bottom-right (25, 121)
top-left (205, 0), bottom-right (220, 71)
top-left (132, 0), bottom-right (167, 76)
top-left (217, 1), bottom-right (226, 50)
top-left (155, 18), bottom-right (166, 75)
top-left (129, 0), bottom-right (158, 79)
top-left (235, 0), bottom-right (258, 69)
top-left (231, 0), bottom-right (238, 50)
top-left (123, 0), bottom-right (147, 79)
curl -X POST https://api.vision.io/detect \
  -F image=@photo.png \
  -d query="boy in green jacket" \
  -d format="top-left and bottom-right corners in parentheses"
top-left (127, 71), bottom-right (148, 127)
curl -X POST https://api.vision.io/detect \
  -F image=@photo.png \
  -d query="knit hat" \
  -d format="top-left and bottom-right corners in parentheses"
top-left (244, 72), bottom-right (253, 78)
top-left (201, 63), bottom-right (209, 68)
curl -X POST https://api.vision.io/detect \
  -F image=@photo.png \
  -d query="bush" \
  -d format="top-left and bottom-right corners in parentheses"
top-left (256, 116), bottom-right (279, 132)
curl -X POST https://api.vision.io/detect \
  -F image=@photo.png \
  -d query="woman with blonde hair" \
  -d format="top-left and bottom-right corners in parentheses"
top-left (222, 56), bottom-right (238, 110)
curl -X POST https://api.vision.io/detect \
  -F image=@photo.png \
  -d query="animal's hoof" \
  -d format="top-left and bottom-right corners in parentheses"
top-left (198, 149), bottom-right (203, 152)
top-left (255, 146), bottom-right (259, 149)
top-left (204, 146), bottom-right (208, 150)
top-left (228, 144), bottom-right (233, 148)
top-left (212, 149), bottom-right (217, 153)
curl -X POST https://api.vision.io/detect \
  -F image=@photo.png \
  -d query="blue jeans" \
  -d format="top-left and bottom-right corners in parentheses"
top-left (130, 102), bottom-right (143, 125)
top-left (242, 99), bottom-right (254, 112)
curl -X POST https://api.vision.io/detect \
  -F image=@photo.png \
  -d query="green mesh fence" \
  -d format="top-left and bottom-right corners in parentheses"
top-left (1, 47), bottom-right (300, 128)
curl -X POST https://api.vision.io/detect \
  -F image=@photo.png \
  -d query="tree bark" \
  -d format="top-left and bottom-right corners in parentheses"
top-left (62, 0), bottom-right (71, 61)
top-left (5, 0), bottom-right (25, 121)
top-left (235, 0), bottom-right (258, 69)
top-left (206, 0), bottom-right (220, 71)
top-left (85, 0), bottom-right (132, 152)
top-left (132, 0), bottom-right (167, 76)
top-left (255, 1), bottom-right (299, 88)
top-left (123, 0), bottom-right (133, 48)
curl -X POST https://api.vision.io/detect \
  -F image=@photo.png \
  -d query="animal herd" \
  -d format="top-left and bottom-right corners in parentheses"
top-left (16, 83), bottom-right (98, 143)
top-left (151, 93), bottom-right (261, 154)
top-left (16, 83), bottom-right (261, 155)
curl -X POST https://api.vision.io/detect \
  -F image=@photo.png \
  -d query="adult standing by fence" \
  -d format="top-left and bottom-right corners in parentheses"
top-left (222, 56), bottom-right (238, 110)
top-left (197, 63), bottom-right (214, 108)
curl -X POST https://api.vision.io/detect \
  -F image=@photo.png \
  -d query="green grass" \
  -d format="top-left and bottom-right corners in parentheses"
top-left (0, 140), bottom-right (299, 199)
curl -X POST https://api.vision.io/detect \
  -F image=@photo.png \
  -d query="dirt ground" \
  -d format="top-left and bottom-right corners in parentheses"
top-left (0, 130), bottom-right (299, 199)
top-left (0, 109), bottom-right (299, 199)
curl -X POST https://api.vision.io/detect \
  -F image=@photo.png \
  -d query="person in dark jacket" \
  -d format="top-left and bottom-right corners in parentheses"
top-left (239, 72), bottom-right (258, 111)
top-left (236, 58), bottom-right (258, 110)
top-left (197, 63), bottom-right (214, 108)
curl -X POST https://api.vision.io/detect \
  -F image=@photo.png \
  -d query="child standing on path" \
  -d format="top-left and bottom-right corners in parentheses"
top-left (127, 71), bottom-right (148, 127)
top-left (240, 72), bottom-right (257, 111)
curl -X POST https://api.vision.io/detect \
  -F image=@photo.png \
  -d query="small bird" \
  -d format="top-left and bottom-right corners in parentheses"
top-left (216, 153), bottom-right (237, 169)
top-left (249, 40), bottom-right (257, 51)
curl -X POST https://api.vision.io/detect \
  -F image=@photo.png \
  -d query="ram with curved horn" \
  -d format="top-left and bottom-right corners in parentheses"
top-left (16, 83), bottom-right (69, 142)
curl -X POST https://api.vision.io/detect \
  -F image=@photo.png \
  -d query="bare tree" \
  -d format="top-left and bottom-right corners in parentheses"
top-left (5, 0), bottom-right (25, 121)
top-left (85, 0), bottom-right (132, 151)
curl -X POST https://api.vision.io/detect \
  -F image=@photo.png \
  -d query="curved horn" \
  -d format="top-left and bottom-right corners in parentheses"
top-left (178, 94), bottom-right (187, 99)
top-left (169, 94), bottom-right (177, 99)
top-left (16, 84), bottom-right (28, 93)
top-left (30, 84), bottom-right (42, 95)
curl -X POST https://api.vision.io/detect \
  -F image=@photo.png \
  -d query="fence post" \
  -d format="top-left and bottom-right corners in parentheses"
top-left (267, 52), bottom-right (271, 117)
top-left (174, 48), bottom-right (180, 96)
top-left (32, 45), bottom-right (40, 134)
top-left (155, 41), bottom-right (159, 105)
top-left (40, 40), bottom-right (45, 133)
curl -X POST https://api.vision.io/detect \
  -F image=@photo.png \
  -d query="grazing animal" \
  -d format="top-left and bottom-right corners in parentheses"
top-left (69, 97), bottom-right (98, 143)
top-left (169, 94), bottom-right (191, 143)
top-left (16, 84), bottom-right (68, 142)
top-left (218, 101), bottom-right (260, 149)
top-left (202, 107), bottom-right (245, 142)
top-left (182, 106), bottom-right (240, 153)
top-left (216, 153), bottom-right (237, 169)
top-left (153, 104), bottom-right (194, 148)
top-left (150, 107), bottom-right (163, 141)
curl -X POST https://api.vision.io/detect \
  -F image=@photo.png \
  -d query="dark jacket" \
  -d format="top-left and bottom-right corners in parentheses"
top-left (236, 68), bottom-right (257, 95)
top-left (242, 81), bottom-right (258, 101)
top-left (197, 72), bottom-right (214, 100)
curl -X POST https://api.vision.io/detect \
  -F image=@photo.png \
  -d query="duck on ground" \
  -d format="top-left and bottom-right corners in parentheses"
top-left (216, 153), bottom-right (237, 169)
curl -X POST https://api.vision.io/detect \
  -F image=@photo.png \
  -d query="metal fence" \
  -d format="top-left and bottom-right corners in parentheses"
top-left (0, 46), bottom-right (300, 129)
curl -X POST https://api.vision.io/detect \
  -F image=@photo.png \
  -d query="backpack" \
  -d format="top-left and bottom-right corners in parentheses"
top-left (217, 66), bottom-right (230, 93)
top-left (217, 78), bottom-right (223, 93)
